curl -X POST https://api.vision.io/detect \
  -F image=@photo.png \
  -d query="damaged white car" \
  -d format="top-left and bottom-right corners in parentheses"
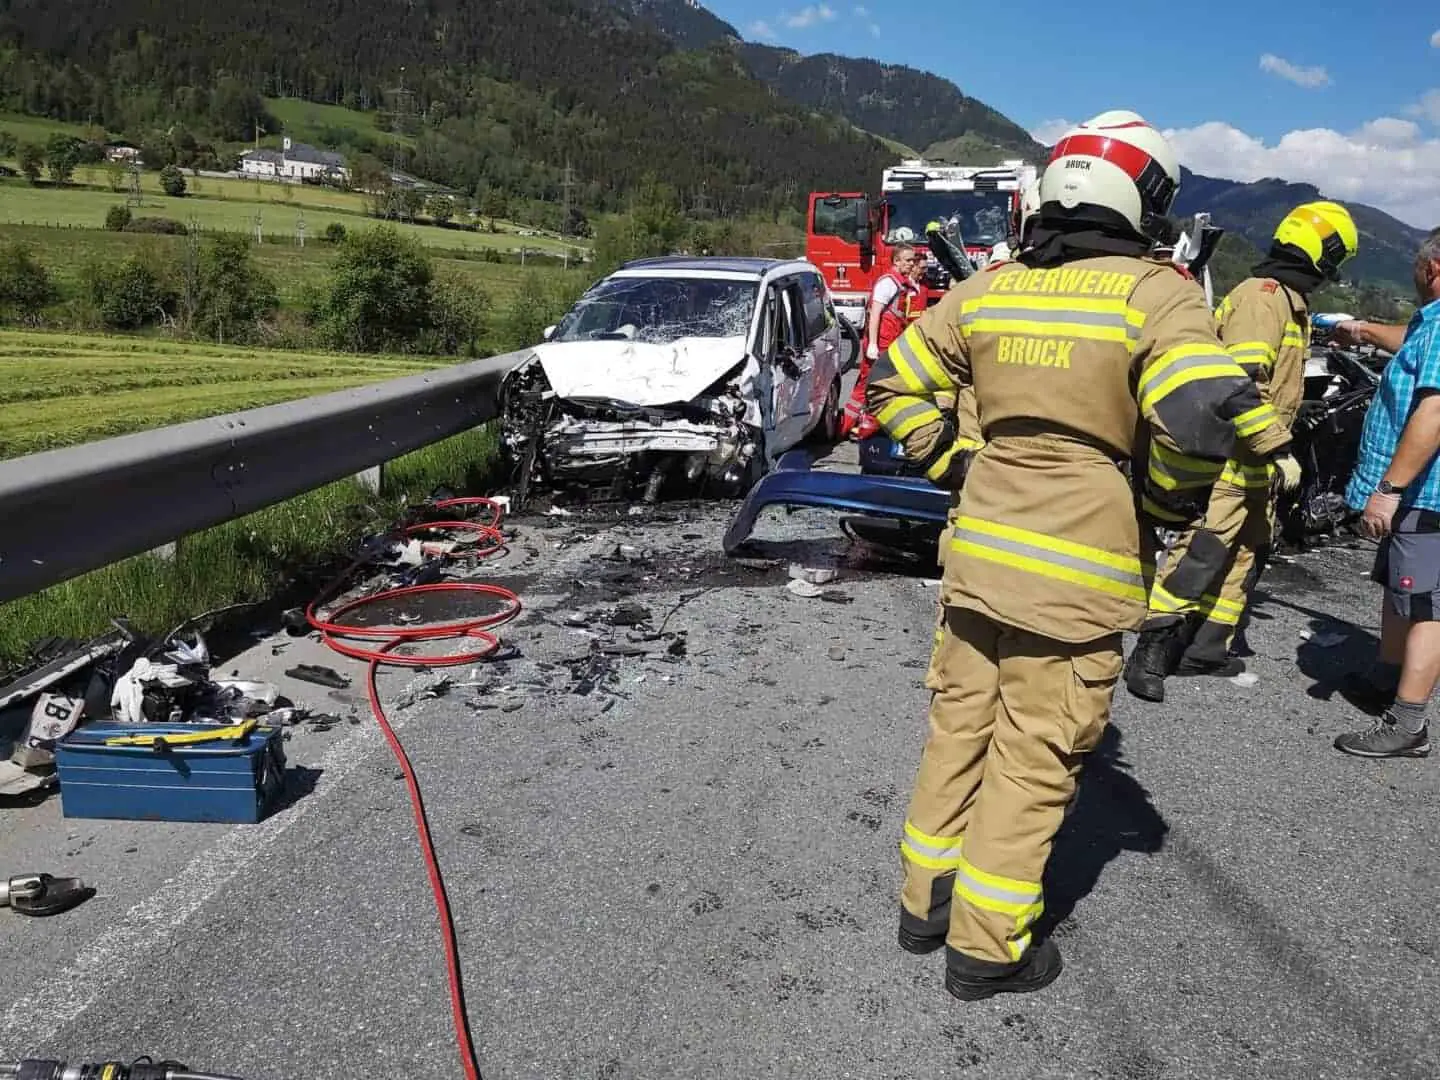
top-left (499, 256), bottom-right (850, 503)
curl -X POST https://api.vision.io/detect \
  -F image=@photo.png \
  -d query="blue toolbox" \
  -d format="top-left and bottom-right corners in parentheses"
top-left (53, 719), bottom-right (288, 824)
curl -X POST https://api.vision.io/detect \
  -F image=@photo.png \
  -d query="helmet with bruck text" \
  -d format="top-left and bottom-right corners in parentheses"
top-left (1039, 110), bottom-right (1180, 243)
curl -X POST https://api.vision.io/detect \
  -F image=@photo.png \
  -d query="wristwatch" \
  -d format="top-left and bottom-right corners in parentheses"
top-left (1378, 479), bottom-right (1405, 496)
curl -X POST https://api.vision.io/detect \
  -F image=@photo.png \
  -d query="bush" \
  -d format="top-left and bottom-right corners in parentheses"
top-left (86, 251), bottom-right (178, 330)
top-left (159, 165), bottom-right (187, 197)
top-left (125, 217), bottom-right (189, 235)
top-left (319, 225), bottom-right (436, 353)
top-left (423, 276), bottom-right (489, 356)
top-left (494, 271), bottom-right (585, 353)
top-left (322, 222), bottom-right (347, 244)
top-left (0, 241), bottom-right (57, 325)
top-left (194, 234), bottom-right (279, 343)
top-left (104, 204), bottom-right (133, 231)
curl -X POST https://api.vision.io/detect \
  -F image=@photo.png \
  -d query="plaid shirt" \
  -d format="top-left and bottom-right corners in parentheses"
top-left (1346, 298), bottom-right (1440, 511)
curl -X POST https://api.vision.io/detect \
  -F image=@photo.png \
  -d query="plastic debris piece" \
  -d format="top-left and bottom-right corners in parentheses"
top-left (827, 645), bottom-right (846, 661)
top-left (789, 562), bottom-right (840, 585)
top-left (1230, 672), bottom-right (1260, 688)
top-left (786, 579), bottom-right (824, 599)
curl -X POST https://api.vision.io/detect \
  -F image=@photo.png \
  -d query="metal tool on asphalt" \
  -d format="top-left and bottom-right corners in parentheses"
top-left (0, 873), bottom-right (94, 917)
top-left (1, 1059), bottom-right (244, 1079)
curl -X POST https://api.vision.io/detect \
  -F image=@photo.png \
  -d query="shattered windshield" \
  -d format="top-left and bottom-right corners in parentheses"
top-left (884, 191), bottom-right (1014, 248)
top-left (550, 276), bottom-right (758, 346)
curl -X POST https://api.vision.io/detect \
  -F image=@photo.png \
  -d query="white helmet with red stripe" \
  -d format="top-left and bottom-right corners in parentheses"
top-left (1040, 110), bottom-right (1180, 242)
top-left (1018, 177), bottom-right (1042, 237)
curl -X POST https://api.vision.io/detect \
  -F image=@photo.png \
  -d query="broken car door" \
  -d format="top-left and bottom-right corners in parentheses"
top-left (800, 270), bottom-right (842, 426)
top-left (771, 277), bottom-right (813, 450)
top-left (752, 286), bottom-right (783, 463)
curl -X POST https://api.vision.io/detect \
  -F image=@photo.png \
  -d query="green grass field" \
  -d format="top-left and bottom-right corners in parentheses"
top-left (0, 112), bottom-right (102, 147)
top-left (0, 330), bottom-right (453, 459)
top-left (263, 96), bottom-right (410, 146)
top-left (0, 222), bottom-right (576, 308)
top-left (0, 177), bottom-right (581, 256)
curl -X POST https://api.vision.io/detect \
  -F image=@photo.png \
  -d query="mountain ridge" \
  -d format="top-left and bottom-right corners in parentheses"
top-left (599, 0), bottom-right (1423, 285)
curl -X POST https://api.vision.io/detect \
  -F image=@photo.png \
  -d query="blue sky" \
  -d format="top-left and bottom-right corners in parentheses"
top-left (702, 0), bottom-right (1440, 227)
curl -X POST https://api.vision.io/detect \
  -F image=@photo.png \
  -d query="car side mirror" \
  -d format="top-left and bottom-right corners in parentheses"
top-left (541, 324), bottom-right (556, 341)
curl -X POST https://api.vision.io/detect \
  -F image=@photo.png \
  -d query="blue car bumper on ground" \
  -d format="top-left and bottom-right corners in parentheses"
top-left (721, 440), bottom-right (950, 555)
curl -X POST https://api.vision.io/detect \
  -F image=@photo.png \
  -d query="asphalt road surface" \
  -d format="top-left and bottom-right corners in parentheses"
top-left (1, 488), bottom-right (1437, 1080)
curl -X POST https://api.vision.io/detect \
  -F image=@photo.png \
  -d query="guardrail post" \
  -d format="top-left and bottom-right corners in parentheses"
top-left (354, 464), bottom-right (383, 493)
top-left (149, 539), bottom-right (179, 561)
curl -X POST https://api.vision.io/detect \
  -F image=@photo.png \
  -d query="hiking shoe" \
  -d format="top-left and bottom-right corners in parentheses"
top-left (945, 938), bottom-right (1063, 1001)
top-left (1333, 717), bottom-right (1429, 759)
top-left (1174, 655), bottom-right (1246, 678)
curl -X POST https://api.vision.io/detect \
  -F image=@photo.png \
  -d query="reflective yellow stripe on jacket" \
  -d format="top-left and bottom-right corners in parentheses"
top-left (959, 291), bottom-right (1147, 353)
top-left (951, 515), bottom-right (1147, 604)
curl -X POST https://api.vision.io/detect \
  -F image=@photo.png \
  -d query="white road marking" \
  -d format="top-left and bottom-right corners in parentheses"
top-left (0, 707), bottom-right (407, 1051)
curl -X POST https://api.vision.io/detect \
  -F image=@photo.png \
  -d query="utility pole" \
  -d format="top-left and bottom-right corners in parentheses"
top-left (254, 210), bottom-right (263, 246)
top-left (560, 157), bottom-right (574, 240)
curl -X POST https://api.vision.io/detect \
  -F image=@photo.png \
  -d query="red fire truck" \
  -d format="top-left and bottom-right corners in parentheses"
top-left (806, 158), bottom-right (1039, 333)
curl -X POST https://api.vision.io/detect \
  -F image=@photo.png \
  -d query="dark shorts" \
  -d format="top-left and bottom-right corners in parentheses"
top-left (1371, 509), bottom-right (1440, 621)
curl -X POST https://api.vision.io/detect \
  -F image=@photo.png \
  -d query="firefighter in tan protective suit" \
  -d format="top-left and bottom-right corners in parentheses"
top-left (867, 111), bottom-right (1294, 1000)
top-left (1124, 201), bottom-right (1359, 701)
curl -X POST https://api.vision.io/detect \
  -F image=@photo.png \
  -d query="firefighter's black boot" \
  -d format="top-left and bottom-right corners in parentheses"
top-left (945, 938), bottom-right (1063, 1001)
top-left (1123, 623), bottom-right (1182, 703)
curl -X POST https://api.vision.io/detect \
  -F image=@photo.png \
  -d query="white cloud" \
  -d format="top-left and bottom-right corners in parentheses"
top-left (783, 4), bottom-right (836, 28)
top-left (748, 19), bottom-right (778, 40)
top-left (1028, 118), bottom-right (1074, 146)
top-left (1408, 89), bottom-right (1440, 126)
top-left (868, 21), bottom-right (880, 37)
top-left (1430, 29), bottom-right (1440, 47)
top-left (1163, 118), bottom-right (1440, 229)
top-left (1026, 107), bottom-right (1440, 228)
top-left (1259, 53), bottom-right (1331, 89)
top-left (853, 4), bottom-right (868, 14)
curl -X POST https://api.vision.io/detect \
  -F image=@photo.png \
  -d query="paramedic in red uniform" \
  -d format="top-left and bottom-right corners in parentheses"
top-left (841, 241), bottom-right (921, 439)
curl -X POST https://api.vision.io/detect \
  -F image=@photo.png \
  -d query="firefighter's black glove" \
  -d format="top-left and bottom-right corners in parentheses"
top-left (1140, 486), bottom-right (1208, 532)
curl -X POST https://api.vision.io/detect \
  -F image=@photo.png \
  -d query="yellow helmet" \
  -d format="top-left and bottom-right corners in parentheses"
top-left (1272, 201), bottom-right (1358, 281)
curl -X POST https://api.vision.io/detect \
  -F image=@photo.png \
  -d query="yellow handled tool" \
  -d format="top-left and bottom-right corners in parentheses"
top-left (104, 718), bottom-right (260, 748)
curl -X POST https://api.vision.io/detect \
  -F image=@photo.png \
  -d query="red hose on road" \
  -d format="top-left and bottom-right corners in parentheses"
top-left (305, 497), bottom-right (521, 1080)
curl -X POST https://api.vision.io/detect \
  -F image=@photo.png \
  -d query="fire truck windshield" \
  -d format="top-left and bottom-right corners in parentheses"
top-left (884, 190), bottom-right (1014, 248)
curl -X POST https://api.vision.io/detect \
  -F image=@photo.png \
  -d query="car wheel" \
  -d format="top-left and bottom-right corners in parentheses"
top-left (809, 376), bottom-right (842, 445)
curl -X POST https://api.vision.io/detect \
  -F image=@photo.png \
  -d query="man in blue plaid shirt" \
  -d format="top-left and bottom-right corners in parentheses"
top-left (1333, 227), bottom-right (1440, 758)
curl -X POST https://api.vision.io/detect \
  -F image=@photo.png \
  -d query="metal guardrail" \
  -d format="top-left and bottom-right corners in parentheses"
top-left (0, 349), bottom-right (529, 605)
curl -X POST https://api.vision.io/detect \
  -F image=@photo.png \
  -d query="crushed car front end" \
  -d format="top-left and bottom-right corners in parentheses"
top-left (500, 348), bottom-right (764, 501)
top-left (498, 272), bottom-right (768, 502)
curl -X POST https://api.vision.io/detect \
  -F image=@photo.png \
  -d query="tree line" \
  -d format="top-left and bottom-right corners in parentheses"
top-left (0, 223), bottom-right (585, 358)
top-left (0, 0), bottom-right (895, 222)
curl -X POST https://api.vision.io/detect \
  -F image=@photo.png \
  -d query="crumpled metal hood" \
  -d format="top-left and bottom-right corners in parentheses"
top-left (528, 336), bottom-right (748, 407)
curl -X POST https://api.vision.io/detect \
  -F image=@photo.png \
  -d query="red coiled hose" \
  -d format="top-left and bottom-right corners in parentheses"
top-left (305, 497), bottom-right (521, 1080)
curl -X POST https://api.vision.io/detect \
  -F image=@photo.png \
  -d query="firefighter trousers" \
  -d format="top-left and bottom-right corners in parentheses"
top-left (1144, 481), bottom-right (1274, 663)
top-left (900, 604), bottom-right (1123, 965)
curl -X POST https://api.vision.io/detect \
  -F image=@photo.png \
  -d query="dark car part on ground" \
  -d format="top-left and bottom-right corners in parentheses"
top-left (1, 1061), bottom-right (244, 1080)
top-left (723, 448), bottom-right (948, 555)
